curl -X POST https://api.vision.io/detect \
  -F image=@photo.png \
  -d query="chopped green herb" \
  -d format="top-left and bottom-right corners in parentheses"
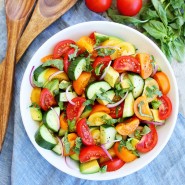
top-left (58, 102), bottom-right (65, 110)
top-left (67, 119), bottom-right (76, 132)
top-left (68, 44), bottom-right (79, 60)
top-left (132, 150), bottom-right (140, 157)
top-left (100, 165), bottom-right (107, 173)
top-left (118, 140), bottom-right (126, 152)
top-left (84, 55), bottom-right (93, 72)
top-left (83, 99), bottom-right (95, 106)
top-left (146, 85), bottom-right (162, 98)
top-left (73, 137), bottom-right (82, 154)
top-left (97, 48), bottom-right (115, 57)
top-left (63, 132), bottom-right (70, 154)
top-left (32, 77), bottom-right (43, 87)
top-left (96, 93), bottom-right (113, 103)
top-left (151, 100), bottom-right (162, 109)
top-left (105, 118), bottom-right (118, 125)
top-left (134, 129), bottom-right (142, 140)
top-left (30, 102), bottom-right (40, 109)
top-left (125, 138), bottom-right (135, 151)
top-left (42, 59), bottom-right (63, 71)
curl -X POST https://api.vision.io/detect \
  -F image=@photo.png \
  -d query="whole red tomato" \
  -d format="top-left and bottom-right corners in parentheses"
top-left (117, 0), bottom-right (142, 16)
top-left (85, 0), bottom-right (112, 13)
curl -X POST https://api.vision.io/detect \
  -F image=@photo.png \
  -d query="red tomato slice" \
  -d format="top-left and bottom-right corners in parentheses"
top-left (39, 88), bottom-right (57, 111)
top-left (53, 40), bottom-right (75, 58)
top-left (112, 56), bottom-right (141, 73)
top-left (79, 145), bottom-right (107, 163)
top-left (66, 97), bottom-right (86, 121)
top-left (136, 124), bottom-right (158, 153)
top-left (92, 56), bottom-right (111, 76)
top-left (109, 103), bottom-right (124, 118)
top-left (158, 95), bottom-right (172, 120)
top-left (76, 118), bottom-right (95, 146)
top-left (89, 32), bottom-right (96, 42)
top-left (63, 48), bottom-right (75, 73)
top-left (100, 157), bottom-right (125, 172)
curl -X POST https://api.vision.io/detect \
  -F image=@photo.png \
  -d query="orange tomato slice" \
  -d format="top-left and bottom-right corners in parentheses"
top-left (30, 87), bottom-right (41, 105)
top-left (90, 104), bottom-right (110, 115)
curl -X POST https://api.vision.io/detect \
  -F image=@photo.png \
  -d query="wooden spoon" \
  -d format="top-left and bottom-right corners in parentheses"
top-left (15, 0), bottom-right (77, 63)
top-left (0, 0), bottom-right (36, 151)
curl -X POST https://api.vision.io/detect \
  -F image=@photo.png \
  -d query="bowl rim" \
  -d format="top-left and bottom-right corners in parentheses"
top-left (20, 21), bottom-right (179, 180)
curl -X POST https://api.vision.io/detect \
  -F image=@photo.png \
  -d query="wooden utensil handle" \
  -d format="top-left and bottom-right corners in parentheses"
top-left (0, 24), bottom-right (18, 151)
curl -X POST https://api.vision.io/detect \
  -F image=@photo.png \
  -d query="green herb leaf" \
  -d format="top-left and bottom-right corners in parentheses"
top-left (42, 59), bottom-right (63, 71)
top-left (126, 138), bottom-right (135, 151)
top-left (84, 55), bottom-right (93, 72)
top-left (30, 102), bottom-right (40, 109)
top-left (118, 140), bottom-right (126, 152)
top-left (67, 119), bottom-right (76, 132)
top-left (32, 77), bottom-right (43, 87)
top-left (151, 0), bottom-right (168, 26)
top-left (83, 99), bottom-right (94, 106)
top-left (68, 44), bottom-right (79, 60)
top-left (143, 20), bottom-right (167, 40)
top-left (63, 132), bottom-right (70, 154)
top-left (58, 102), bottom-right (65, 110)
top-left (73, 137), bottom-right (82, 154)
top-left (95, 64), bottom-right (104, 76)
top-left (97, 48), bottom-right (115, 57)
top-left (151, 100), bottom-right (162, 109)
top-left (59, 81), bottom-right (71, 90)
top-left (100, 165), bottom-right (107, 173)
top-left (105, 118), bottom-right (118, 125)
top-left (96, 93), bottom-right (113, 103)
top-left (170, 0), bottom-right (184, 9)
top-left (134, 129), bottom-right (142, 140)
top-left (132, 150), bottom-right (140, 157)
top-left (146, 85), bottom-right (162, 98)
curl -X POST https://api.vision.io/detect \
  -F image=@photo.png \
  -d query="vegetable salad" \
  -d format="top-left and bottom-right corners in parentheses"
top-left (30, 32), bottom-right (172, 174)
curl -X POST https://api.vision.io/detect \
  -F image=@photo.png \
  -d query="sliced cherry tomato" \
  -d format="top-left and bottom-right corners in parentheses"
top-left (53, 40), bottom-right (75, 59)
top-left (30, 87), bottom-right (41, 105)
top-left (116, 117), bottom-right (140, 136)
top-left (92, 56), bottom-right (111, 74)
top-left (90, 104), bottom-right (110, 115)
top-left (66, 97), bottom-right (86, 121)
top-left (134, 96), bottom-right (153, 121)
top-left (60, 113), bottom-right (68, 131)
top-left (79, 145), bottom-right (107, 163)
top-left (99, 147), bottom-right (116, 164)
top-left (112, 56), bottom-right (141, 73)
top-left (41, 54), bottom-right (53, 63)
top-left (117, 0), bottom-right (142, 16)
top-left (89, 32), bottom-right (96, 42)
top-left (153, 72), bottom-right (170, 95)
top-left (114, 142), bottom-right (137, 162)
top-left (76, 118), bottom-right (95, 146)
top-left (109, 103), bottom-right (124, 118)
top-left (63, 48), bottom-right (75, 73)
top-left (39, 88), bottom-right (57, 111)
top-left (135, 53), bottom-right (153, 79)
top-left (136, 124), bottom-right (158, 153)
top-left (158, 95), bottom-right (172, 120)
top-left (85, 0), bottom-right (112, 13)
top-left (100, 157), bottom-right (125, 172)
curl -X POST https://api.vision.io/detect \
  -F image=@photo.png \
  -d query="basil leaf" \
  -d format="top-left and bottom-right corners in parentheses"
top-left (95, 64), bottom-right (104, 76)
top-left (63, 132), bottom-right (70, 154)
top-left (141, 126), bottom-right (151, 135)
top-left (118, 140), bottom-right (126, 152)
top-left (97, 48), bottom-right (115, 57)
top-left (170, 0), bottom-right (184, 9)
top-left (69, 44), bottom-right (79, 60)
top-left (42, 59), bottom-right (63, 71)
top-left (32, 77), bottom-right (43, 87)
top-left (107, 8), bottom-right (148, 26)
top-left (151, 0), bottom-right (168, 26)
top-left (67, 119), bottom-right (76, 132)
top-left (151, 100), bottom-right (162, 109)
top-left (143, 20), bottom-right (167, 40)
top-left (73, 137), bottom-right (82, 154)
top-left (83, 99), bottom-right (94, 106)
top-left (100, 166), bottom-right (107, 173)
top-left (96, 93), bottom-right (113, 103)
top-left (140, 9), bottom-right (159, 20)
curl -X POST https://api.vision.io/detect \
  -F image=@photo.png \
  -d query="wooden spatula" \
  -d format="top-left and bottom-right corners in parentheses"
top-left (15, 0), bottom-right (78, 63)
top-left (0, 0), bottom-right (36, 151)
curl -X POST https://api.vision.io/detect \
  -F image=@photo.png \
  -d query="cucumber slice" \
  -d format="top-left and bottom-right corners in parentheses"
top-left (80, 160), bottom-right (100, 174)
top-left (43, 107), bottom-right (60, 132)
top-left (68, 57), bottom-right (86, 80)
top-left (35, 124), bottom-right (58, 150)
top-left (52, 138), bottom-right (63, 155)
top-left (58, 128), bottom-right (67, 137)
top-left (123, 92), bottom-right (134, 118)
top-left (59, 80), bottom-right (71, 90)
top-left (100, 125), bottom-right (117, 149)
top-left (59, 92), bottom-right (77, 102)
top-left (86, 81), bottom-right (111, 100)
top-left (128, 73), bottom-right (144, 98)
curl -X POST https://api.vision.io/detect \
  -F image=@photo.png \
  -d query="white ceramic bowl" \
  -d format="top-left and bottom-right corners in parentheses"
top-left (20, 21), bottom-right (179, 180)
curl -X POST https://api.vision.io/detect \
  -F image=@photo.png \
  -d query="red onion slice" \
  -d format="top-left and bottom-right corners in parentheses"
top-left (50, 107), bottom-right (60, 131)
top-left (120, 73), bottom-right (126, 82)
top-left (102, 139), bottom-right (121, 145)
top-left (141, 120), bottom-right (164, 126)
top-left (56, 137), bottom-right (64, 156)
top-left (94, 45), bottom-right (120, 50)
top-left (66, 85), bottom-right (75, 105)
top-left (100, 60), bottom-right (112, 80)
top-left (107, 91), bottom-right (128, 108)
top-left (151, 64), bottom-right (158, 77)
top-left (101, 144), bottom-right (113, 161)
top-left (48, 70), bottom-right (64, 81)
top-left (29, 66), bottom-right (35, 88)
